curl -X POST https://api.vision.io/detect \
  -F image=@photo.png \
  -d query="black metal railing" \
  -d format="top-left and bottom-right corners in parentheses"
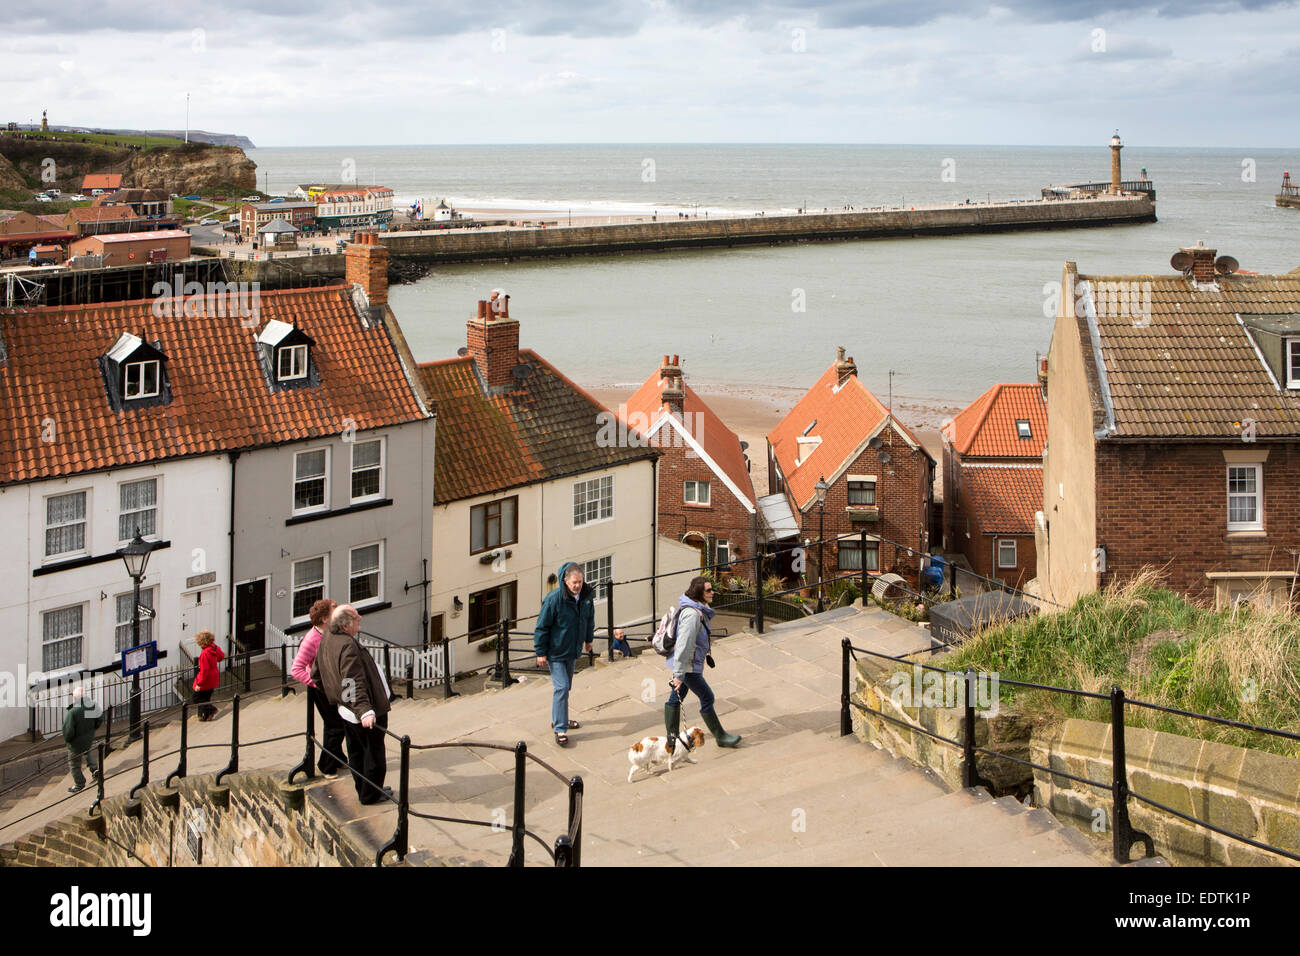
top-left (839, 637), bottom-right (1300, 864)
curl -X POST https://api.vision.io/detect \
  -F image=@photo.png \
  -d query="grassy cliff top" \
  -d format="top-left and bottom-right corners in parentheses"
top-left (944, 569), bottom-right (1300, 755)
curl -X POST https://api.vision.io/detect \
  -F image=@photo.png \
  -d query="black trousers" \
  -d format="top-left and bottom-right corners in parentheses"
top-left (310, 685), bottom-right (347, 774)
top-left (192, 689), bottom-right (215, 720)
top-left (343, 712), bottom-right (388, 804)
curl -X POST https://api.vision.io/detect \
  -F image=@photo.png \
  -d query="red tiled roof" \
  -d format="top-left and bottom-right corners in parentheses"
top-left (67, 205), bottom-right (139, 224)
top-left (81, 174), bottom-right (122, 191)
top-left (622, 367), bottom-right (755, 509)
top-left (949, 383), bottom-right (1048, 458)
top-left (0, 286), bottom-right (429, 485)
top-left (769, 363), bottom-right (930, 512)
top-left (418, 349), bottom-right (657, 504)
top-left (962, 465), bottom-right (1042, 534)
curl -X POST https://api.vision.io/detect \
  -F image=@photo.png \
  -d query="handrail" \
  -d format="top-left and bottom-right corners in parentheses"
top-left (840, 637), bottom-right (1300, 863)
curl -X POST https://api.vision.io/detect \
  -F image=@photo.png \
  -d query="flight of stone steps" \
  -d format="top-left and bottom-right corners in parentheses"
top-left (1, 606), bottom-right (1124, 866)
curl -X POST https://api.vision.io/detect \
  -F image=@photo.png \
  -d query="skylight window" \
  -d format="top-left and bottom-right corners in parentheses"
top-left (1016, 420), bottom-right (1032, 440)
top-left (802, 419), bottom-right (818, 436)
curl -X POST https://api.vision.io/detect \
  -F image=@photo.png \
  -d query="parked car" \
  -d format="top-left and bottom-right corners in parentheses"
top-left (34, 194), bottom-right (51, 202)
top-left (183, 194), bottom-right (201, 201)
top-left (268, 197), bottom-right (285, 203)
top-left (199, 218), bottom-right (218, 225)
top-left (241, 195), bottom-right (261, 202)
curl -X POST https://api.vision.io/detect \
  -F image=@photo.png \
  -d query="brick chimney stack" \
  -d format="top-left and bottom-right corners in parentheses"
top-left (1182, 242), bottom-right (1217, 285)
top-left (466, 290), bottom-right (520, 389)
top-left (660, 353), bottom-right (684, 415)
top-left (345, 231), bottom-right (388, 307)
top-left (834, 346), bottom-right (857, 385)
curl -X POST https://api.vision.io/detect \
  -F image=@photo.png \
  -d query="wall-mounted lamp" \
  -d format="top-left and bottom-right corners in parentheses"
top-left (453, 596), bottom-right (464, 612)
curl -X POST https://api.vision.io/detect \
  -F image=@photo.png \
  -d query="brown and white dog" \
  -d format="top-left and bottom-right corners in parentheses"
top-left (627, 727), bottom-right (707, 782)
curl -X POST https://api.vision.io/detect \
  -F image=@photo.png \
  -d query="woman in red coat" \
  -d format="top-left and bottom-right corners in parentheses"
top-left (193, 630), bottom-right (225, 721)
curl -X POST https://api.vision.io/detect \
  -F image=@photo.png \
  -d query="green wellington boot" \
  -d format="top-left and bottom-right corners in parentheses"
top-left (664, 702), bottom-right (682, 753)
top-left (702, 710), bottom-right (741, 748)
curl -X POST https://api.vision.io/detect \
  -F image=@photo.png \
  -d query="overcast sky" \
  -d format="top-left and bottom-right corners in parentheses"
top-left (3, 0), bottom-right (1298, 147)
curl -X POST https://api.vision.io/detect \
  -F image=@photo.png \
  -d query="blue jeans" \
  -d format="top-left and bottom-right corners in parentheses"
top-left (549, 658), bottom-right (577, 733)
top-left (667, 672), bottom-right (715, 715)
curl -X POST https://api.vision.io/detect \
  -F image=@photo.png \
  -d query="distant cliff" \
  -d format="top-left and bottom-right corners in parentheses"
top-left (0, 137), bottom-right (256, 196)
top-left (48, 126), bottom-right (256, 150)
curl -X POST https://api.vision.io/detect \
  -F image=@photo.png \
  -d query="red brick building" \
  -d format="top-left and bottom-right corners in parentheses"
top-left (767, 348), bottom-right (935, 585)
top-left (622, 355), bottom-right (757, 579)
top-left (943, 382), bottom-right (1048, 588)
top-left (69, 229), bottom-right (191, 266)
top-left (1039, 243), bottom-right (1300, 608)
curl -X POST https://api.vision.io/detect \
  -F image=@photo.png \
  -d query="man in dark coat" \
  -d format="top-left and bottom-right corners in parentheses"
top-left (313, 604), bottom-right (392, 804)
top-left (62, 685), bottom-right (100, 793)
top-left (533, 561), bottom-right (594, 746)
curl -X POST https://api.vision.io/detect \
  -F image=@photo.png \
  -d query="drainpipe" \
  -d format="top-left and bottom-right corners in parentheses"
top-left (227, 450), bottom-right (240, 642)
top-left (650, 456), bottom-right (658, 620)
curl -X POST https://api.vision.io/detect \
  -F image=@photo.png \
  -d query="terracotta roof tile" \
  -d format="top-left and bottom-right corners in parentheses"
top-left (769, 364), bottom-right (931, 512)
top-left (622, 366), bottom-right (755, 508)
top-left (962, 465), bottom-right (1042, 534)
top-left (0, 285), bottom-right (429, 485)
top-left (949, 383), bottom-right (1048, 458)
top-left (419, 350), bottom-right (657, 504)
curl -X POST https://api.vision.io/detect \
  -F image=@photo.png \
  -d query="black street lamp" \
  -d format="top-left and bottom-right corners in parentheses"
top-left (117, 532), bottom-right (161, 742)
top-left (814, 475), bottom-right (829, 613)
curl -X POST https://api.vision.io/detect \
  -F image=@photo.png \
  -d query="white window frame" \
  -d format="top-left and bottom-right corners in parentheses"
top-left (584, 554), bottom-right (613, 602)
top-left (118, 477), bottom-right (159, 542)
top-left (44, 489), bottom-right (89, 560)
top-left (716, 539), bottom-right (731, 568)
top-left (349, 437), bottom-right (386, 503)
top-left (684, 480), bottom-right (711, 505)
top-left (1287, 337), bottom-right (1300, 389)
top-left (293, 447), bottom-right (330, 515)
top-left (997, 539), bottom-right (1018, 570)
top-left (1226, 463), bottom-right (1264, 532)
top-left (115, 586), bottom-right (156, 653)
top-left (348, 541), bottom-right (384, 607)
top-left (278, 343), bottom-right (308, 381)
top-left (291, 554), bottom-right (329, 623)
top-left (124, 359), bottom-right (160, 399)
top-left (41, 604), bottom-right (85, 673)
top-left (573, 474), bottom-right (615, 528)
top-left (1016, 420), bottom-right (1032, 440)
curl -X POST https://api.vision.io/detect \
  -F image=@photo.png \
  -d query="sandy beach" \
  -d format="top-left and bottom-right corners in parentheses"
top-left (587, 384), bottom-right (953, 499)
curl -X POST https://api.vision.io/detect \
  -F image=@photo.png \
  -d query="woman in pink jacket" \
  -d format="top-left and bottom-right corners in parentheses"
top-left (192, 630), bottom-right (225, 721)
top-left (291, 599), bottom-right (345, 775)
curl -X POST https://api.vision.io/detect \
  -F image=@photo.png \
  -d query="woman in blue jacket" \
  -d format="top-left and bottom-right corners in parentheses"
top-left (534, 562), bottom-right (594, 746)
top-left (667, 576), bottom-right (741, 751)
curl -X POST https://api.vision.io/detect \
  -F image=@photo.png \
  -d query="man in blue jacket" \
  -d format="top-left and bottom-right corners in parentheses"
top-left (534, 562), bottom-right (594, 746)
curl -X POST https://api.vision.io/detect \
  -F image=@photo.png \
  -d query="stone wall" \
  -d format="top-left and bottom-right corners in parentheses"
top-left (1033, 719), bottom-right (1300, 867)
top-left (850, 660), bottom-right (1300, 866)
top-left (0, 773), bottom-right (394, 868)
top-left (381, 197), bottom-right (1156, 264)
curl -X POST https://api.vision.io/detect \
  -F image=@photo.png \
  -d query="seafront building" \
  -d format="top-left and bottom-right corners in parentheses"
top-left (417, 292), bottom-right (675, 668)
top-left (293, 185), bottom-right (395, 231)
top-left (0, 234), bottom-right (435, 741)
top-left (1038, 242), bottom-right (1300, 608)
top-left (620, 354), bottom-right (758, 581)
top-left (942, 382), bottom-right (1048, 589)
top-left (767, 348), bottom-right (935, 586)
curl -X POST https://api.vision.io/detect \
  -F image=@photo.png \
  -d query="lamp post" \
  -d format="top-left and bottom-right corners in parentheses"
top-left (117, 532), bottom-right (160, 742)
top-left (814, 475), bottom-right (829, 613)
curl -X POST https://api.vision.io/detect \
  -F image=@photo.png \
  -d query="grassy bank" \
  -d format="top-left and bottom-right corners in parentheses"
top-left (944, 570), bottom-right (1300, 756)
top-left (2, 130), bottom-right (183, 150)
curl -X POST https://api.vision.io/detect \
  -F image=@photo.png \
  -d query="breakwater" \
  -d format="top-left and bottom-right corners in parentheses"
top-left (380, 195), bottom-right (1155, 264)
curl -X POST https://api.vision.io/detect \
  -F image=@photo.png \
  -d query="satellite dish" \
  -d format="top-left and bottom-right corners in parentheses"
top-left (1215, 256), bottom-right (1239, 275)
top-left (867, 435), bottom-right (882, 450)
top-left (456, 346), bottom-right (469, 357)
top-left (1170, 252), bottom-right (1192, 272)
top-left (878, 451), bottom-right (893, 464)
top-left (510, 363), bottom-right (534, 381)
top-left (739, 440), bottom-right (749, 451)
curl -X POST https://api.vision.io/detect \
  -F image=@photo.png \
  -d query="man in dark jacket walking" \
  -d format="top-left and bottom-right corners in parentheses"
top-left (63, 685), bottom-right (100, 793)
top-left (313, 604), bottom-right (393, 804)
top-left (534, 562), bottom-right (594, 746)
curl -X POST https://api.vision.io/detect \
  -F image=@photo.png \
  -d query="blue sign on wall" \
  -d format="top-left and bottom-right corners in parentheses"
top-left (121, 641), bottom-right (159, 677)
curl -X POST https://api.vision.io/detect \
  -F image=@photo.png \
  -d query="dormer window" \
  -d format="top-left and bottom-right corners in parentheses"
top-left (257, 319), bottom-right (317, 391)
top-left (102, 332), bottom-right (169, 410)
top-left (1016, 419), bottom-right (1032, 440)
top-left (1240, 315), bottom-right (1300, 390)
top-left (1287, 338), bottom-right (1300, 389)
top-left (278, 344), bottom-right (308, 381)
top-left (125, 359), bottom-right (161, 398)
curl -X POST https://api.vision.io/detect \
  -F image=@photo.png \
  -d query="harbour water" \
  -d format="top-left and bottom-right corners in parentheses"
top-left (249, 143), bottom-right (1298, 410)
